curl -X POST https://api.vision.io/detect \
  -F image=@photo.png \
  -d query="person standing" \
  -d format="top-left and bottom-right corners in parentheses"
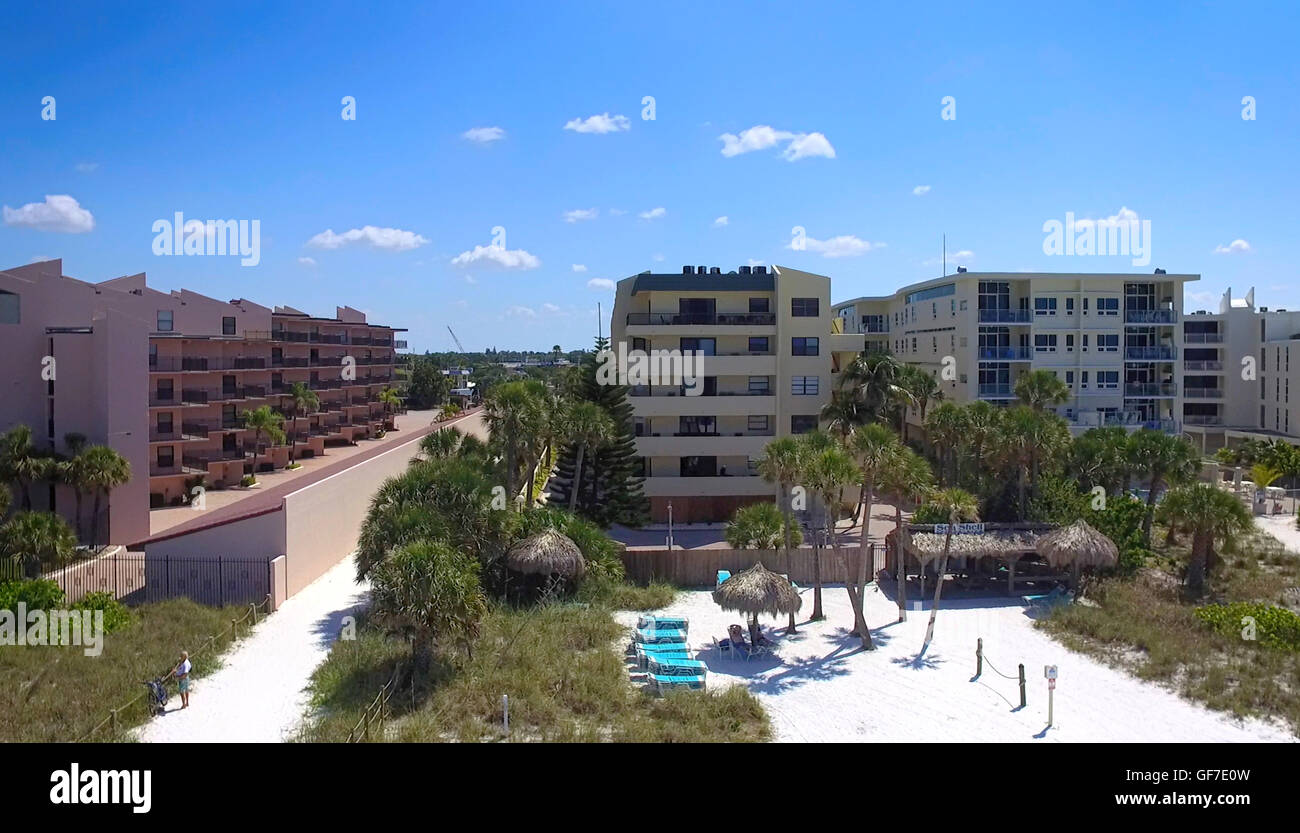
top-left (173, 651), bottom-right (192, 709)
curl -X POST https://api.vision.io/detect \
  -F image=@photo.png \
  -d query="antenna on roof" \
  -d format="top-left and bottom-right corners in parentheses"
top-left (942, 233), bottom-right (946, 277)
top-left (598, 301), bottom-right (603, 341)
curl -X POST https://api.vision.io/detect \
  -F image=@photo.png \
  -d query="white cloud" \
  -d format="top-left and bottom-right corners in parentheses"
top-left (652, 253), bottom-right (665, 262)
top-left (792, 234), bottom-right (883, 258)
top-left (3, 194), bottom-right (95, 233)
top-left (912, 185), bottom-right (931, 196)
top-left (1213, 239), bottom-right (1252, 255)
top-left (572, 264), bottom-right (587, 272)
top-left (563, 113), bottom-right (630, 134)
top-left (462, 126), bottom-right (505, 144)
top-left (464, 274), bottom-right (478, 284)
top-left (1073, 206), bottom-right (1141, 231)
top-left (587, 278), bottom-right (615, 291)
top-left (297, 256), bottom-right (317, 266)
top-left (718, 125), bottom-right (835, 161)
top-left (608, 208), bottom-right (627, 216)
top-left (639, 207), bottom-right (666, 220)
top-left (783, 132), bottom-right (836, 160)
top-left (505, 305), bottom-right (536, 318)
top-left (923, 250), bottom-right (974, 266)
top-left (28, 255), bottom-right (52, 263)
top-left (74, 162), bottom-right (99, 173)
top-left (306, 225), bottom-right (428, 251)
top-left (563, 208), bottom-right (598, 223)
top-left (541, 303), bottom-right (561, 314)
top-left (747, 258), bottom-right (765, 267)
top-left (714, 216), bottom-right (729, 227)
top-left (450, 245), bottom-right (541, 270)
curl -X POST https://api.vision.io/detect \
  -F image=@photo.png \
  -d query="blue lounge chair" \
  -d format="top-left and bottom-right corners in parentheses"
top-left (647, 656), bottom-right (708, 676)
top-left (1022, 585), bottom-right (1071, 608)
top-left (635, 627), bottom-right (686, 644)
top-left (635, 647), bottom-right (690, 669)
top-left (637, 615), bottom-right (689, 632)
top-left (716, 570), bottom-right (732, 589)
top-left (649, 673), bottom-right (706, 693)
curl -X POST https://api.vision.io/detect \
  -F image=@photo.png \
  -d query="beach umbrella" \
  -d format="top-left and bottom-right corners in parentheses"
top-left (505, 528), bottom-right (586, 579)
top-left (1036, 519), bottom-right (1118, 588)
top-left (712, 561), bottom-right (801, 648)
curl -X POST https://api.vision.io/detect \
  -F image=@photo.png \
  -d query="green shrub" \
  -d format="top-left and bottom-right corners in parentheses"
top-left (1195, 602), bottom-right (1300, 652)
top-left (240, 474), bottom-right (256, 487)
top-left (909, 503), bottom-right (947, 525)
top-left (71, 591), bottom-right (132, 633)
top-left (0, 579), bottom-right (66, 612)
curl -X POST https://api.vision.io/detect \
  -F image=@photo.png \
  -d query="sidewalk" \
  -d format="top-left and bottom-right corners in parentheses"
top-left (135, 554), bottom-right (368, 743)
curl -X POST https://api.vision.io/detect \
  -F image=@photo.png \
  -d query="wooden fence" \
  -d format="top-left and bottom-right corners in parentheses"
top-left (620, 545), bottom-right (884, 587)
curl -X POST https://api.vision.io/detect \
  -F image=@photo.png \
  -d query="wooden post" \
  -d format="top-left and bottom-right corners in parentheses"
top-left (976, 638), bottom-right (983, 678)
top-left (1007, 558), bottom-right (1016, 596)
top-left (1018, 663), bottom-right (1026, 709)
top-left (110, 708), bottom-right (118, 735)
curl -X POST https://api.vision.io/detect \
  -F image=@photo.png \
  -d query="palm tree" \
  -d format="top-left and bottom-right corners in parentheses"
top-left (284, 381), bottom-right (320, 466)
top-left (847, 423), bottom-right (900, 608)
top-left (758, 436), bottom-right (805, 631)
top-left (878, 446), bottom-right (933, 621)
top-left (1158, 483), bottom-right (1251, 595)
top-left (483, 380), bottom-right (541, 507)
top-left (838, 352), bottom-right (909, 425)
top-left (242, 405), bottom-right (286, 467)
top-left (1127, 430), bottom-right (1199, 543)
top-left (378, 386), bottom-right (402, 421)
top-left (369, 540), bottom-right (488, 667)
top-left (820, 391), bottom-right (863, 440)
top-left (0, 425), bottom-right (42, 510)
top-left (793, 430), bottom-right (836, 620)
top-left (439, 401), bottom-right (462, 421)
top-left (551, 344), bottom-right (562, 363)
top-left (899, 365), bottom-right (943, 442)
top-left (961, 401), bottom-right (1001, 493)
top-left (567, 401), bottom-right (615, 511)
top-left (0, 510), bottom-right (78, 578)
top-left (921, 488), bottom-right (979, 650)
top-left (420, 427), bottom-right (464, 459)
top-left (79, 445), bottom-right (131, 549)
top-left (924, 402), bottom-right (967, 485)
top-left (523, 383), bottom-right (567, 508)
top-left (1070, 426), bottom-right (1132, 496)
top-left (804, 441), bottom-right (873, 648)
top-left (0, 482), bottom-right (9, 519)
top-left (999, 406), bottom-right (1070, 518)
top-left (724, 502), bottom-right (800, 550)
top-left (1014, 369), bottom-right (1070, 412)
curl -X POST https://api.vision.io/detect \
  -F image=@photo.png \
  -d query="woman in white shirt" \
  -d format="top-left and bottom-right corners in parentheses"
top-left (173, 651), bottom-right (192, 709)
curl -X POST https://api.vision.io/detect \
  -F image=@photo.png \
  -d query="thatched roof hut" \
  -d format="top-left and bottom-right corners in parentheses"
top-left (901, 526), bottom-right (1049, 565)
top-left (1036, 519), bottom-right (1118, 570)
top-left (505, 528), bottom-right (586, 578)
top-left (712, 562), bottom-right (801, 617)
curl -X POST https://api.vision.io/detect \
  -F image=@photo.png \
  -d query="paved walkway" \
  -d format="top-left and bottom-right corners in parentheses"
top-left (135, 554), bottom-right (368, 743)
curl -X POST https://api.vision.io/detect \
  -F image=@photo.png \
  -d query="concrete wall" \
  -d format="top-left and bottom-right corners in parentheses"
top-left (143, 506), bottom-right (286, 560)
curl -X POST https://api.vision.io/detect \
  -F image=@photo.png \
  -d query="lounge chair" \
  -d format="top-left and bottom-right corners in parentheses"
top-left (634, 627), bottom-right (686, 645)
top-left (635, 645), bottom-right (690, 668)
top-left (649, 673), bottom-right (706, 694)
top-left (716, 570), bottom-right (731, 589)
top-left (637, 615), bottom-right (689, 632)
top-left (713, 636), bottom-right (735, 660)
top-left (1022, 585), bottom-right (1071, 608)
top-left (647, 656), bottom-right (708, 677)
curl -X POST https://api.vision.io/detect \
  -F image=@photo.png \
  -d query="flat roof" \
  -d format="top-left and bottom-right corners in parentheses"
top-left (835, 270), bottom-right (1202, 309)
top-left (627, 271), bottom-right (775, 295)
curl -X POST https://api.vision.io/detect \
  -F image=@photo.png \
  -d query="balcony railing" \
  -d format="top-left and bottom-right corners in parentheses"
top-left (1071, 412), bottom-right (1178, 432)
top-left (150, 356), bottom-right (268, 372)
top-left (1184, 415), bottom-right (1224, 426)
top-left (1183, 360), bottom-right (1223, 371)
top-left (1125, 346), bottom-right (1176, 361)
top-left (1183, 332), bottom-right (1224, 344)
top-left (181, 385), bottom-right (270, 403)
top-left (1125, 309), bottom-right (1177, 324)
top-left (1124, 383), bottom-right (1177, 397)
top-left (628, 387), bottom-right (773, 397)
top-left (625, 312), bottom-right (777, 326)
top-left (1183, 388), bottom-right (1223, 399)
top-left (977, 309), bottom-right (1031, 323)
top-left (978, 346), bottom-right (1032, 361)
top-left (977, 384), bottom-right (1016, 398)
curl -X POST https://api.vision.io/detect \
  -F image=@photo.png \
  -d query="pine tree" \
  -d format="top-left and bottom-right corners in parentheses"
top-left (548, 337), bottom-right (649, 526)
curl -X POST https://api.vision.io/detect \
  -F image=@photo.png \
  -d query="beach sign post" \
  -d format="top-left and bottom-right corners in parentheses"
top-left (1044, 665), bottom-right (1058, 727)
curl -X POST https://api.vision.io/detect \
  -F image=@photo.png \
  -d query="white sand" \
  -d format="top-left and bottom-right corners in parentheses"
top-left (619, 583), bottom-right (1295, 743)
top-left (135, 554), bottom-right (368, 743)
top-left (1254, 514), bottom-right (1300, 554)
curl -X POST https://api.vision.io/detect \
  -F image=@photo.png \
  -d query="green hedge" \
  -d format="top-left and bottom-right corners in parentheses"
top-left (1195, 602), bottom-right (1300, 652)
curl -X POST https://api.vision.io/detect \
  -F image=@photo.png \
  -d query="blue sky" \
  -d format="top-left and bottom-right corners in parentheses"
top-left (2, 1), bottom-right (1297, 351)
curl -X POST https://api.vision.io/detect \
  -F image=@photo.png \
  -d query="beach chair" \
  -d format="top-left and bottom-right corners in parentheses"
top-left (713, 636), bottom-right (735, 660)
top-left (716, 570), bottom-right (731, 589)
top-left (1021, 585), bottom-right (1071, 608)
top-left (649, 673), bottom-right (706, 694)
top-left (635, 644), bottom-right (690, 669)
top-left (647, 656), bottom-right (708, 677)
top-left (637, 615), bottom-right (689, 632)
top-left (634, 627), bottom-right (687, 645)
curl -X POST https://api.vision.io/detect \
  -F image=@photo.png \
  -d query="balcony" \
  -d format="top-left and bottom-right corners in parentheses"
top-left (977, 384), bottom-right (1016, 398)
top-left (182, 448), bottom-right (254, 469)
top-left (1125, 309), bottom-right (1178, 324)
top-left (182, 385), bottom-right (270, 403)
top-left (636, 433), bottom-right (774, 457)
top-left (1182, 332), bottom-right (1224, 344)
top-left (978, 347), bottom-right (1032, 361)
top-left (641, 474), bottom-right (773, 498)
top-left (1124, 346), bottom-right (1176, 361)
top-left (1123, 383), bottom-right (1177, 397)
top-left (1184, 415), bottom-right (1224, 426)
top-left (1069, 412), bottom-right (1178, 432)
top-left (1183, 360), bottom-right (1223, 371)
top-left (977, 309), bottom-right (1031, 324)
top-left (625, 312), bottom-right (777, 327)
top-left (630, 392), bottom-right (775, 417)
top-left (149, 427), bottom-right (207, 442)
top-left (181, 419), bottom-right (242, 435)
top-left (1183, 388), bottom-right (1223, 399)
top-left (150, 356), bottom-right (268, 372)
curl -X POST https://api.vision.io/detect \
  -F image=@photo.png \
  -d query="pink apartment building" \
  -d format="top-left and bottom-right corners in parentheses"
top-left (0, 259), bottom-right (406, 548)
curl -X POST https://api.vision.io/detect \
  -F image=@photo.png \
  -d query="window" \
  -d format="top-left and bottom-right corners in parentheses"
top-left (790, 415), bottom-right (818, 434)
top-left (680, 456), bottom-right (717, 477)
top-left (931, 302), bottom-right (937, 318)
top-left (631, 337), bottom-right (647, 351)
top-left (0, 290), bottom-right (18, 324)
top-left (791, 337), bottom-right (819, 356)
top-left (1098, 334), bottom-right (1119, 352)
top-left (149, 343), bottom-right (158, 368)
top-left (1082, 334), bottom-right (1090, 352)
top-left (748, 415), bottom-right (769, 433)
top-left (748, 336), bottom-right (769, 353)
top-left (1098, 371), bottom-right (1119, 389)
top-left (1065, 371), bottom-right (1075, 386)
top-left (748, 376), bottom-right (770, 395)
top-left (959, 299), bottom-right (968, 311)
top-left (157, 310), bottom-right (174, 332)
top-left (157, 446), bottom-right (175, 468)
top-left (1034, 334), bottom-right (1058, 353)
top-left (1097, 298), bottom-right (1119, 316)
top-left (1081, 371), bottom-right (1090, 389)
top-left (156, 380), bottom-right (174, 401)
top-left (1065, 298), bottom-right (1075, 315)
top-left (749, 297), bottom-right (770, 314)
top-left (222, 316), bottom-right (236, 336)
top-left (1065, 334), bottom-right (1075, 352)
top-left (157, 413), bottom-right (173, 434)
top-left (791, 298), bottom-right (819, 317)
top-left (679, 416), bottom-right (716, 436)
top-left (680, 337), bottom-right (716, 356)
top-left (1034, 297), bottom-right (1058, 316)
top-left (910, 337), bottom-right (917, 353)
top-left (791, 376), bottom-right (820, 395)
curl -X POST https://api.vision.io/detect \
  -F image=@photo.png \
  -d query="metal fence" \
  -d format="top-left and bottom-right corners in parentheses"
top-left (2, 551), bottom-right (273, 607)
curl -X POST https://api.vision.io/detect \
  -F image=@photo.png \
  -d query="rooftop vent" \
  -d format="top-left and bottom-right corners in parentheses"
top-left (682, 265), bottom-right (694, 275)
top-left (1154, 268), bottom-right (1167, 274)
top-left (709, 266), bottom-right (721, 275)
top-left (754, 266), bottom-right (767, 275)
top-left (956, 266), bottom-right (967, 273)
top-left (697, 265), bottom-right (707, 275)
top-left (739, 265), bottom-right (751, 275)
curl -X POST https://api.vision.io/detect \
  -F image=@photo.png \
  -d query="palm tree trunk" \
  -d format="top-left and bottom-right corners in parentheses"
top-left (1017, 467), bottom-right (1027, 519)
top-left (1186, 530), bottom-right (1208, 595)
top-left (831, 510), bottom-right (873, 649)
top-left (569, 444), bottom-right (586, 511)
top-left (782, 484), bottom-right (796, 634)
top-left (90, 491), bottom-right (103, 550)
top-left (289, 408), bottom-right (299, 464)
top-left (922, 528), bottom-right (954, 649)
top-left (74, 490), bottom-right (84, 544)
top-left (810, 500), bottom-right (824, 620)
top-left (895, 504), bottom-right (906, 622)
top-left (1142, 474), bottom-right (1159, 544)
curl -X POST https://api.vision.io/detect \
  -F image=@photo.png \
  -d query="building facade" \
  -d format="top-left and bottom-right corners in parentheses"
top-left (610, 265), bottom-right (863, 522)
top-left (0, 259), bottom-right (405, 546)
top-left (833, 270), bottom-right (1199, 435)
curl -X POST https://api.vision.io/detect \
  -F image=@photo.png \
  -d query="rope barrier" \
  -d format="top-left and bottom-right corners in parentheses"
top-left (76, 593), bottom-right (273, 742)
top-left (973, 637), bottom-right (1026, 709)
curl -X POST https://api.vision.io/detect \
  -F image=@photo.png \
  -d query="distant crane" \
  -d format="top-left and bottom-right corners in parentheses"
top-left (447, 325), bottom-right (465, 353)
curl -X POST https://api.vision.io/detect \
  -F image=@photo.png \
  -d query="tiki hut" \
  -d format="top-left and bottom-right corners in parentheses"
top-left (712, 562), bottom-right (801, 648)
top-left (892, 523), bottom-right (1064, 596)
top-left (506, 528), bottom-right (586, 579)
top-left (1036, 519), bottom-right (1118, 588)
